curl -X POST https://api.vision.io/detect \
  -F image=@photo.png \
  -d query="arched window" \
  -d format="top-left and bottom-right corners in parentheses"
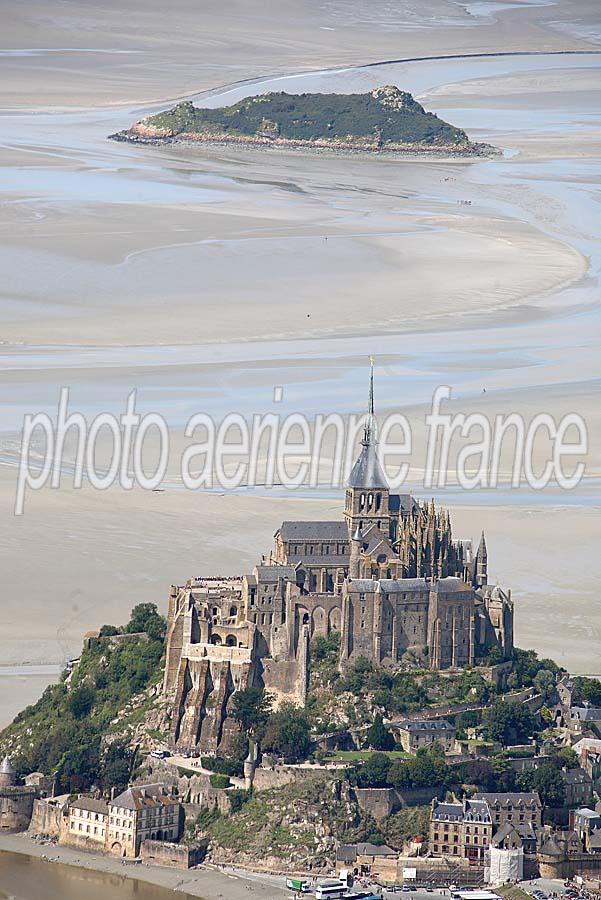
top-left (225, 635), bottom-right (237, 647)
top-left (210, 634), bottom-right (222, 645)
top-left (360, 493), bottom-right (366, 509)
top-left (376, 493), bottom-right (381, 511)
top-left (229, 606), bottom-right (237, 618)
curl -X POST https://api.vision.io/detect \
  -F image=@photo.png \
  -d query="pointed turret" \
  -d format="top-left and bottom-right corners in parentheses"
top-left (0, 756), bottom-right (16, 787)
top-left (474, 530), bottom-right (488, 587)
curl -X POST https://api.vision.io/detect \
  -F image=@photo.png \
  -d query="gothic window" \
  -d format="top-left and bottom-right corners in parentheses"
top-left (368, 493), bottom-right (373, 508)
top-left (360, 493), bottom-right (366, 509)
top-left (376, 493), bottom-right (381, 511)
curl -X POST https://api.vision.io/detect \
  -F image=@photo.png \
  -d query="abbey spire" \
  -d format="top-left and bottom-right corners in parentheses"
top-left (344, 358), bottom-right (390, 535)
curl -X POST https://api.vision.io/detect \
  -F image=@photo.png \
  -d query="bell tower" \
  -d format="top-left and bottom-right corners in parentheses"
top-left (344, 359), bottom-right (390, 536)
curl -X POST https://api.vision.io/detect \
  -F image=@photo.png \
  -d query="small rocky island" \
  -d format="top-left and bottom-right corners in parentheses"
top-left (111, 85), bottom-right (493, 155)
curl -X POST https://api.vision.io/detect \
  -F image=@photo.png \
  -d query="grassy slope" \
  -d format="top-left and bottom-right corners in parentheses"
top-left (138, 88), bottom-right (470, 147)
top-left (0, 635), bottom-right (165, 791)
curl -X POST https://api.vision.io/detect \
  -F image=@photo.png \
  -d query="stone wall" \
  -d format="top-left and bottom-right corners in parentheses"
top-left (0, 786), bottom-right (38, 832)
top-left (354, 785), bottom-right (440, 822)
top-left (29, 798), bottom-right (67, 838)
top-left (140, 839), bottom-right (206, 868)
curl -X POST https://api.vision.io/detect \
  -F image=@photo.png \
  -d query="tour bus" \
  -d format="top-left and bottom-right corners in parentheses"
top-left (314, 882), bottom-right (348, 899)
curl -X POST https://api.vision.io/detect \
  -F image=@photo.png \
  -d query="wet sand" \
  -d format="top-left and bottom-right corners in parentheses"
top-left (1, 0), bottom-right (601, 726)
top-left (0, 833), bottom-right (288, 899)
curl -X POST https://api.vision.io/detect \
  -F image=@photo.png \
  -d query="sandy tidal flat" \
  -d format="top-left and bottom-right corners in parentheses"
top-left (1, 0), bottom-right (600, 726)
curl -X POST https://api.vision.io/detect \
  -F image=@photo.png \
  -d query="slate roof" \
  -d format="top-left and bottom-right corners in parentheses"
top-left (571, 707), bottom-right (601, 722)
top-left (574, 807), bottom-right (600, 820)
top-left (491, 823), bottom-right (521, 847)
top-left (589, 831), bottom-right (601, 849)
top-left (278, 521), bottom-right (349, 542)
top-left (431, 577), bottom-right (467, 593)
top-left (347, 439), bottom-right (389, 490)
top-left (356, 842), bottom-right (397, 857)
top-left (336, 844), bottom-right (358, 862)
top-left (540, 836), bottom-right (564, 857)
top-left (397, 718), bottom-right (454, 733)
top-left (0, 756), bottom-right (15, 776)
top-left (562, 767), bottom-right (592, 785)
top-left (431, 801), bottom-right (464, 822)
top-left (70, 797), bottom-right (109, 815)
top-left (378, 578), bottom-right (429, 593)
top-left (463, 799), bottom-right (491, 822)
top-left (474, 791), bottom-right (542, 807)
top-left (110, 783), bottom-right (176, 812)
top-left (254, 565), bottom-right (297, 583)
top-left (347, 578), bottom-right (379, 592)
top-left (389, 494), bottom-right (418, 514)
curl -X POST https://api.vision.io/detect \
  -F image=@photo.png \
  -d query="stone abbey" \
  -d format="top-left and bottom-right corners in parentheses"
top-left (164, 368), bottom-right (514, 754)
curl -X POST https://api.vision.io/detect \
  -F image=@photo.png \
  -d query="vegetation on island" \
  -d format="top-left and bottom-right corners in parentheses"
top-left (0, 603), bottom-right (167, 793)
top-left (115, 86), bottom-right (490, 154)
top-left (4, 594), bottom-right (598, 867)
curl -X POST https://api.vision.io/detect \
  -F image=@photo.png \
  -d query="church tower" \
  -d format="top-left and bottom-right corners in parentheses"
top-left (344, 359), bottom-right (390, 537)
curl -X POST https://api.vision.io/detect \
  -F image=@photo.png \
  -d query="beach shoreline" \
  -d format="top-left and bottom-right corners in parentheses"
top-left (0, 832), bottom-right (289, 899)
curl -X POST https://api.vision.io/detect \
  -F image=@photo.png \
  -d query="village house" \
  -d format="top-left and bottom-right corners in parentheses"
top-left (473, 792), bottom-right (542, 833)
top-left (107, 783), bottom-right (181, 858)
top-left (561, 768), bottom-right (593, 808)
top-left (336, 842), bottom-right (398, 882)
top-left (67, 797), bottom-right (108, 848)
top-left (394, 718), bottom-right (456, 754)
top-left (429, 797), bottom-right (492, 862)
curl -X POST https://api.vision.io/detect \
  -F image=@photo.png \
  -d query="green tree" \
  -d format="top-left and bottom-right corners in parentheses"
top-left (484, 700), bottom-right (538, 746)
top-left (68, 684), bottom-right (96, 719)
top-left (99, 624), bottom-right (120, 637)
top-left (101, 740), bottom-right (132, 791)
top-left (262, 703), bottom-right (312, 761)
top-left (126, 603), bottom-right (166, 640)
top-left (574, 677), bottom-right (601, 707)
top-left (534, 669), bottom-right (556, 702)
top-left (550, 747), bottom-right (579, 770)
top-left (366, 714), bottom-right (395, 751)
top-left (517, 763), bottom-right (565, 807)
top-left (231, 687), bottom-right (272, 738)
top-left (355, 752), bottom-right (391, 788)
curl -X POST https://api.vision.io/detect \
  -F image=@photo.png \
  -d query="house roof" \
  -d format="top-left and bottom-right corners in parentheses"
top-left (70, 797), bottom-right (109, 815)
top-left (562, 767), bottom-right (592, 785)
top-left (356, 842), bottom-right (396, 857)
top-left (398, 718), bottom-right (454, 734)
top-left (432, 801), bottom-right (464, 822)
top-left (110, 783), bottom-right (176, 812)
top-left (336, 844), bottom-right (357, 862)
top-left (571, 707), bottom-right (601, 722)
top-left (464, 799), bottom-right (491, 822)
top-left (491, 823), bottom-right (521, 847)
top-left (474, 792), bottom-right (542, 808)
